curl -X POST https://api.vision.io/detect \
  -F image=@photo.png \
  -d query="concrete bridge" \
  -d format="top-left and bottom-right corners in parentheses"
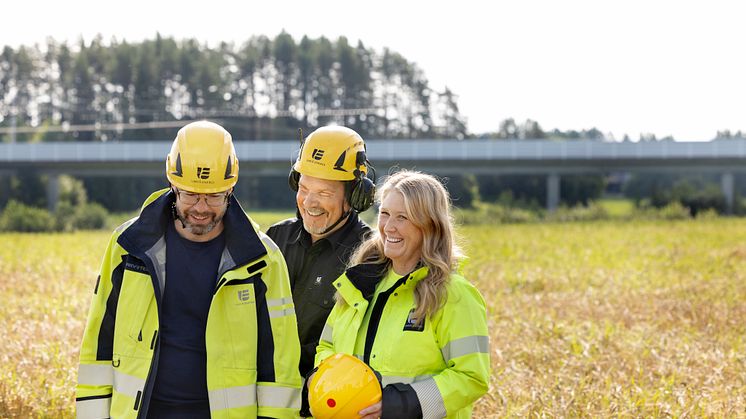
top-left (1, 139), bottom-right (745, 212)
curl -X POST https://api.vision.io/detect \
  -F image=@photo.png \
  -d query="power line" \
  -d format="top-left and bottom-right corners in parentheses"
top-left (0, 108), bottom-right (381, 134)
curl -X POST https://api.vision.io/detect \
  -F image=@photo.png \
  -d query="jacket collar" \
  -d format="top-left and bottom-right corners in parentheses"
top-left (118, 189), bottom-right (266, 269)
top-left (344, 261), bottom-right (429, 301)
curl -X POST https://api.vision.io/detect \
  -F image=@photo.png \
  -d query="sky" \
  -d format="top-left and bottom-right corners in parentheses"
top-left (3, 0), bottom-right (745, 140)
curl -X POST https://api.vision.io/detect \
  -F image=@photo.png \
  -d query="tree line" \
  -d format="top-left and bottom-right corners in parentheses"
top-left (0, 32), bottom-right (466, 142)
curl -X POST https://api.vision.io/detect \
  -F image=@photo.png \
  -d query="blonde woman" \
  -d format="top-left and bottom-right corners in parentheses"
top-left (314, 170), bottom-right (490, 419)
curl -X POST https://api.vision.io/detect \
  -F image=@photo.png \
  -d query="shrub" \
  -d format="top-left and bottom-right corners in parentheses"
top-left (54, 202), bottom-right (77, 232)
top-left (0, 200), bottom-right (56, 232)
top-left (72, 203), bottom-right (109, 230)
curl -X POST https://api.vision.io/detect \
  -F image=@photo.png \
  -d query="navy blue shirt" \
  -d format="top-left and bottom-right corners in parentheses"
top-left (149, 222), bottom-right (225, 418)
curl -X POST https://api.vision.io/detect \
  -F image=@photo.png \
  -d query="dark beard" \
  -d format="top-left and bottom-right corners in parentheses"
top-left (176, 207), bottom-right (222, 236)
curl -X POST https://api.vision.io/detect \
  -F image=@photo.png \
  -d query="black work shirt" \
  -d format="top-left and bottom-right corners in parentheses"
top-left (267, 213), bottom-right (370, 376)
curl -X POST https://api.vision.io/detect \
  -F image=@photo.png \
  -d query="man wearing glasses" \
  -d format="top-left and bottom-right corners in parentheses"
top-left (76, 121), bottom-right (301, 419)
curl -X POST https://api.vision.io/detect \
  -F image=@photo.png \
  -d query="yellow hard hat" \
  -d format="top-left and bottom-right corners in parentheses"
top-left (165, 120), bottom-right (239, 193)
top-left (294, 126), bottom-right (368, 181)
top-left (308, 353), bottom-right (382, 419)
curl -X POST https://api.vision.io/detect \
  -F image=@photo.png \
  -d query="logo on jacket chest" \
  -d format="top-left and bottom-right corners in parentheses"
top-left (237, 288), bottom-right (254, 305)
top-left (314, 276), bottom-right (323, 286)
top-left (403, 308), bottom-right (425, 332)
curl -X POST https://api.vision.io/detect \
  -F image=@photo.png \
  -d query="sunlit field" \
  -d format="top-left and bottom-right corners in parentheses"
top-left (1, 216), bottom-right (745, 417)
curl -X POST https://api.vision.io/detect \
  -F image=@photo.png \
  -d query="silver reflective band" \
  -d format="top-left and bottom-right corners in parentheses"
top-left (440, 335), bottom-right (489, 362)
top-left (411, 378), bottom-right (447, 419)
top-left (260, 234), bottom-right (280, 251)
top-left (145, 236), bottom-right (167, 294)
top-left (76, 396), bottom-right (111, 419)
top-left (320, 324), bottom-right (333, 342)
top-left (269, 308), bottom-right (295, 318)
top-left (267, 297), bottom-right (293, 307)
top-left (78, 363), bottom-right (113, 386)
top-left (209, 384), bottom-right (257, 411)
top-left (380, 374), bottom-right (434, 387)
top-left (257, 385), bottom-right (302, 409)
top-left (113, 370), bottom-right (146, 399)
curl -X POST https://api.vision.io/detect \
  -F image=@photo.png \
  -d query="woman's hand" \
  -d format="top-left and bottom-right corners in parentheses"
top-left (358, 401), bottom-right (382, 419)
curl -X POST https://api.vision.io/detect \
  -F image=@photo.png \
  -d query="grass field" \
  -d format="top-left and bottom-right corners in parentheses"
top-left (1, 215), bottom-right (745, 417)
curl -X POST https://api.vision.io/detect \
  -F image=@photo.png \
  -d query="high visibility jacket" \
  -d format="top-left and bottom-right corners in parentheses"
top-left (76, 189), bottom-right (302, 419)
top-left (316, 263), bottom-right (490, 419)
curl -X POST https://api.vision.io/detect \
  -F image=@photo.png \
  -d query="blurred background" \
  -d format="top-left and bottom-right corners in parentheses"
top-left (1, 0), bottom-right (745, 230)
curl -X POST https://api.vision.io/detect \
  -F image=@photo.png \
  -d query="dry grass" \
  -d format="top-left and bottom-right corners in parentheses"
top-left (1, 219), bottom-right (745, 417)
top-left (465, 219), bottom-right (746, 418)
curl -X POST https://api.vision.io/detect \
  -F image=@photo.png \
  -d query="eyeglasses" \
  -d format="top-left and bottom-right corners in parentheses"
top-left (174, 188), bottom-right (230, 207)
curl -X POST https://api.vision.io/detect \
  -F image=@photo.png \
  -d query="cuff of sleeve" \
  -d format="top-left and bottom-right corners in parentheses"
top-left (381, 383), bottom-right (422, 419)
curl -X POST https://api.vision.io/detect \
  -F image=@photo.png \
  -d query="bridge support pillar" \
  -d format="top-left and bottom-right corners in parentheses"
top-left (721, 172), bottom-right (735, 215)
top-left (46, 173), bottom-right (60, 212)
top-left (547, 173), bottom-right (560, 212)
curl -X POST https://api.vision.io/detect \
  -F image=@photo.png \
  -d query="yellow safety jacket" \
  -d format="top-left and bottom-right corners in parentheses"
top-left (76, 189), bottom-right (302, 419)
top-left (316, 263), bottom-right (490, 419)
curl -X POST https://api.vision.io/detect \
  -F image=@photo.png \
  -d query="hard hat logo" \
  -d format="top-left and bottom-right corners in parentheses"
top-left (166, 121), bottom-right (239, 193)
top-left (312, 148), bottom-right (325, 160)
top-left (197, 167), bottom-right (211, 179)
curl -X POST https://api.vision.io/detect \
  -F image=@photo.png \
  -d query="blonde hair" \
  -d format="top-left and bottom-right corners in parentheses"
top-left (349, 170), bottom-right (463, 323)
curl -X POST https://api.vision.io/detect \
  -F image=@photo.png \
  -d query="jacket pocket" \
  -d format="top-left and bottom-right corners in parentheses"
top-left (114, 270), bottom-right (156, 354)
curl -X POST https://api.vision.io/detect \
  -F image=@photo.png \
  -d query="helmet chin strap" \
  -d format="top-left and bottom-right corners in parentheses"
top-left (316, 205), bottom-right (352, 236)
top-left (171, 201), bottom-right (187, 229)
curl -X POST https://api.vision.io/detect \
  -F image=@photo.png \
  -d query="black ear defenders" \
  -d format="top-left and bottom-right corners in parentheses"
top-left (347, 150), bottom-right (376, 212)
top-left (288, 169), bottom-right (301, 192)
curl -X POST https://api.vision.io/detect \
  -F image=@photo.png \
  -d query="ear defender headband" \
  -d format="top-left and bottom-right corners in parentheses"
top-left (288, 128), bottom-right (376, 213)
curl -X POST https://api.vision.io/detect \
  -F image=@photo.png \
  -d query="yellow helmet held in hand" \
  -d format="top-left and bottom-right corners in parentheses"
top-left (294, 125), bottom-right (368, 181)
top-left (166, 120), bottom-right (239, 193)
top-left (308, 353), bottom-right (382, 419)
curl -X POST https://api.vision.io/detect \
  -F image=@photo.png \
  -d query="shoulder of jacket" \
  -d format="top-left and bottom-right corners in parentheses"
top-left (256, 229), bottom-right (281, 253)
top-left (113, 216), bottom-right (138, 235)
top-left (444, 273), bottom-right (483, 299)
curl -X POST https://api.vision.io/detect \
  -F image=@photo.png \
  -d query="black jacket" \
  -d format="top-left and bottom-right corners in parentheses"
top-left (267, 212), bottom-right (371, 376)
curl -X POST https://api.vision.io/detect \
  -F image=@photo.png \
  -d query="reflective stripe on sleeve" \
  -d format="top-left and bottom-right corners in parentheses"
top-left (257, 384), bottom-right (301, 409)
top-left (267, 297), bottom-right (293, 307)
top-left (209, 384), bottom-right (257, 411)
top-left (411, 377), bottom-right (447, 419)
top-left (112, 370), bottom-right (146, 399)
top-left (268, 308), bottom-right (295, 318)
top-left (320, 324), bottom-right (333, 342)
top-left (380, 374), bottom-right (434, 387)
top-left (76, 395), bottom-right (111, 418)
top-left (440, 335), bottom-right (489, 362)
top-left (78, 363), bottom-right (113, 386)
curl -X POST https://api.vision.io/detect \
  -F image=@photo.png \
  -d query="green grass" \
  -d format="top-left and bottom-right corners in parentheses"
top-left (596, 197), bottom-right (636, 217)
top-left (2, 217), bottom-right (746, 417)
